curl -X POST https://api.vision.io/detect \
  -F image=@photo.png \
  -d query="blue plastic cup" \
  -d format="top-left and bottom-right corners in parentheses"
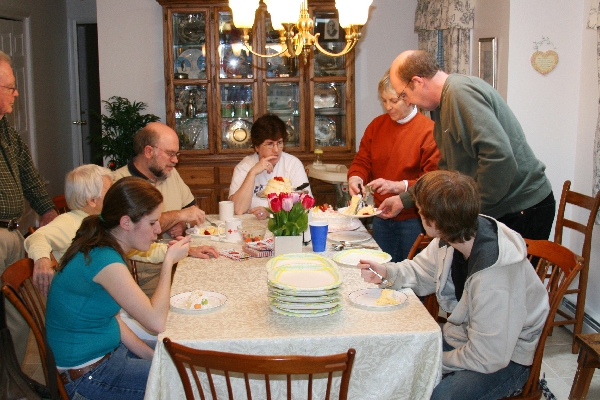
top-left (309, 221), bottom-right (328, 252)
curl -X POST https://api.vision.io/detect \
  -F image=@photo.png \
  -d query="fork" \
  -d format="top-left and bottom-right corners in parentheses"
top-left (205, 217), bottom-right (218, 227)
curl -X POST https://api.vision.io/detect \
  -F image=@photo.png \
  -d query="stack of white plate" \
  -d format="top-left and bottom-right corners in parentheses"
top-left (266, 253), bottom-right (343, 317)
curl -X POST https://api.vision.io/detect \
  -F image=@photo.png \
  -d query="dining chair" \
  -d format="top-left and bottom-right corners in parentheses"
top-left (552, 180), bottom-right (600, 354)
top-left (129, 259), bottom-right (140, 285)
top-left (1, 257), bottom-right (69, 399)
top-left (163, 338), bottom-right (356, 400)
top-left (505, 239), bottom-right (583, 400)
top-left (407, 233), bottom-right (442, 322)
top-left (51, 194), bottom-right (69, 215)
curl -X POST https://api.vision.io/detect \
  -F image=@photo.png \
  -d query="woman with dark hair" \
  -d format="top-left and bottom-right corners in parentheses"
top-left (229, 113), bottom-right (311, 219)
top-left (45, 176), bottom-right (190, 400)
top-left (358, 170), bottom-right (549, 400)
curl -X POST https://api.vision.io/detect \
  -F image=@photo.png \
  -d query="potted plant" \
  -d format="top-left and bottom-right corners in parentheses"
top-left (91, 96), bottom-right (160, 170)
top-left (266, 185), bottom-right (315, 255)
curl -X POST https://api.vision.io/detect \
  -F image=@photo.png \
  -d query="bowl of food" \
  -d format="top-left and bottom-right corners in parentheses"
top-left (242, 227), bottom-right (266, 242)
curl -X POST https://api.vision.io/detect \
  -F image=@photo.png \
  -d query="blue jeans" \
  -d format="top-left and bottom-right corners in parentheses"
top-left (431, 340), bottom-right (530, 400)
top-left (372, 217), bottom-right (424, 262)
top-left (64, 343), bottom-right (150, 400)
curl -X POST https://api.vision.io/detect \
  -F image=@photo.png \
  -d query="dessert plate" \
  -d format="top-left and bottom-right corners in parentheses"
top-left (348, 288), bottom-right (408, 308)
top-left (332, 248), bottom-right (392, 266)
top-left (337, 207), bottom-right (381, 218)
top-left (328, 231), bottom-right (372, 244)
top-left (270, 304), bottom-right (342, 317)
top-left (170, 290), bottom-right (227, 313)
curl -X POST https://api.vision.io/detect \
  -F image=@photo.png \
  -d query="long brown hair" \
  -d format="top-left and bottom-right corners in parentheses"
top-left (58, 176), bottom-right (163, 271)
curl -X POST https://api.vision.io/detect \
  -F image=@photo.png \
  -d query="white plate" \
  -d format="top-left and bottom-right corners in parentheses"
top-left (317, 107), bottom-right (342, 115)
top-left (267, 264), bottom-right (342, 291)
top-left (270, 304), bottom-right (342, 317)
top-left (328, 231), bottom-right (372, 244)
top-left (332, 249), bottom-right (392, 266)
top-left (269, 298), bottom-right (340, 310)
top-left (348, 288), bottom-right (408, 308)
top-left (328, 219), bottom-right (362, 233)
top-left (170, 290), bottom-right (227, 313)
top-left (337, 207), bottom-right (381, 218)
top-left (268, 290), bottom-right (341, 303)
top-left (186, 226), bottom-right (224, 237)
top-left (268, 286), bottom-right (340, 297)
top-left (176, 49), bottom-right (203, 79)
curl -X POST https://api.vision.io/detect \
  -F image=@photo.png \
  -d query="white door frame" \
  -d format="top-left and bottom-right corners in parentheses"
top-left (67, 18), bottom-right (84, 167)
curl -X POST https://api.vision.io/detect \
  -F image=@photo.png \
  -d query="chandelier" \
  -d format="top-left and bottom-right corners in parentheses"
top-left (228, 0), bottom-right (373, 64)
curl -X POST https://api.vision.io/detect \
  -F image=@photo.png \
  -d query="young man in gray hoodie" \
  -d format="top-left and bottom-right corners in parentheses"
top-left (359, 170), bottom-right (549, 399)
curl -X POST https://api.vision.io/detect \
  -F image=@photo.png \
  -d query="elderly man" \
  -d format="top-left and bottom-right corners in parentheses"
top-left (113, 122), bottom-right (207, 294)
top-left (380, 50), bottom-right (555, 241)
top-left (27, 164), bottom-right (219, 297)
top-left (0, 50), bottom-right (58, 362)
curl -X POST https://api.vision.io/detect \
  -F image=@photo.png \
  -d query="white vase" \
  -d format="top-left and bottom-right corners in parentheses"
top-left (274, 235), bottom-right (303, 256)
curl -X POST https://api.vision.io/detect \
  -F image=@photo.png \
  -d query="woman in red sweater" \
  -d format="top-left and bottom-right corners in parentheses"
top-left (348, 70), bottom-right (440, 261)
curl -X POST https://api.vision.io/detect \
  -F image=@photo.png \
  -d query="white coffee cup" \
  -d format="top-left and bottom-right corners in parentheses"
top-left (218, 218), bottom-right (242, 242)
top-left (219, 200), bottom-right (234, 222)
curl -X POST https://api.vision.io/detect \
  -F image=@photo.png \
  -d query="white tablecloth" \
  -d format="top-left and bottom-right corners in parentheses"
top-left (145, 215), bottom-right (442, 400)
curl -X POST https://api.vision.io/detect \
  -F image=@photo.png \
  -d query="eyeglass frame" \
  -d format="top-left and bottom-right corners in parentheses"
top-left (1, 85), bottom-right (17, 95)
top-left (260, 139), bottom-right (285, 150)
top-left (396, 76), bottom-right (420, 100)
top-left (151, 145), bottom-right (180, 159)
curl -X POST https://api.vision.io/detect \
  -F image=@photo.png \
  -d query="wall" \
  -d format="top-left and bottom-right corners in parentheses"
top-left (471, 0), bottom-right (509, 99)
top-left (354, 0), bottom-right (418, 146)
top-left (0, 0), bottom-right (72, 199)
top-left (507, 0), bottom-right (600, 328)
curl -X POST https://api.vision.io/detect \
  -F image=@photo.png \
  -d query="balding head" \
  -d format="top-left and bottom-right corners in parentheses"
top-left (133, 122), bottom-right (178, 155)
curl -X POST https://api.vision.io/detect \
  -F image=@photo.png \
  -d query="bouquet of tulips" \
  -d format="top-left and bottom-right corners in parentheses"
top-left (267, 191), bottom-right (316, 236)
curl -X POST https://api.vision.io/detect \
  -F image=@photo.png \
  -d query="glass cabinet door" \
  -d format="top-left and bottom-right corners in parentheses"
top-left (172, 11), bottom-right (209, 150)
top-left (220, 83), bottom-right (253, 149)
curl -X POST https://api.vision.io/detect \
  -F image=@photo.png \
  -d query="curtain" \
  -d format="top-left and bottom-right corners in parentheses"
top-left (587, 2), bottom-right (600, 223)
top-left (414, 0), bottom-right (474, 74)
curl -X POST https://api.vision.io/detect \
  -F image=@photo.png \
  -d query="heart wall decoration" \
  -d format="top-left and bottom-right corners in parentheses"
top-left (531, 50), bottom-right (559, 76)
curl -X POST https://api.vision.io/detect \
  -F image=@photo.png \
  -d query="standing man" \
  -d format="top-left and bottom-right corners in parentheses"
top-left (0, 50), bottom-right (58, 363)
top-left (380, 50), bottom-right (555, 240)
top-left (113, 122), bottom-right (206, 294)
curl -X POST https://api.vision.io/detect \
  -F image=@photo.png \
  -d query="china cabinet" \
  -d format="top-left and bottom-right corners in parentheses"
top-left (156, 0), bottom-right (357, 212)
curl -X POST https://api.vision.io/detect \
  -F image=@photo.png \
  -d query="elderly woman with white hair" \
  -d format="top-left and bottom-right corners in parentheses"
top-left (25, 164), bottom-right (220, 296)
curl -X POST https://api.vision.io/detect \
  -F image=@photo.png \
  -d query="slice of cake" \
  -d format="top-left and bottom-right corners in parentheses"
top-left (374, 289), bottom-right (399, 306)
top-left (264, 176), bottom-right (293, 196)
top-left (343, 194), bottom-right (362, 215)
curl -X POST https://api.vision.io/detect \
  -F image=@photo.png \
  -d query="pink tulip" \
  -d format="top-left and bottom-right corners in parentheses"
top-left (290, 191), bottom-right (300, 204)
top-left (270, 196), bottom-right (282, 212)
top-left (282, 197), bottom-right (294, 212)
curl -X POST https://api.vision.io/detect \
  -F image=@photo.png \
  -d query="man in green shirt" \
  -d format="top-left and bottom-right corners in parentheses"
top-left (379, 50), bottom-right (554, 241)
top-left (0, 50), bottom-right (57, 363)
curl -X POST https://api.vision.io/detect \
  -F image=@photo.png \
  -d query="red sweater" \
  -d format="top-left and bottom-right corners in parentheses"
top-left (348, 112), bottom-right (440, 221)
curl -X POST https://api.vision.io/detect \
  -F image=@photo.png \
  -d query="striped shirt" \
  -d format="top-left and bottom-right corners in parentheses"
top-left (0, 116), bottom-right (54, 219)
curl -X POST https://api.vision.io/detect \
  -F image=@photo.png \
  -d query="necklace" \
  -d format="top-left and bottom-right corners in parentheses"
top-left (397, 105), bottom-right (418, 124)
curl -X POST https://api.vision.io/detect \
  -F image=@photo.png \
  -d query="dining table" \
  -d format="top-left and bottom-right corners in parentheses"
top-left (145, 214), bottom-right (442, 400)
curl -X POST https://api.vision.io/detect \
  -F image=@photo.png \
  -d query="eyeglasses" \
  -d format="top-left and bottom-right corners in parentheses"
top-left (1, 85), bottom-right (17, 95)
top-left (396, 78), bottom-right (413, 100)
top-left (261, 140), bottom-right (284, 150)
top-left (152, 146), bottom-right (180, 159)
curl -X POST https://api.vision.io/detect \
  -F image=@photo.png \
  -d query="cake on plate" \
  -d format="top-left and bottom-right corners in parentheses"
top-left (311, 204), bottom-right (351, 230)
top-left (264, 176), bottom-right (293, 196)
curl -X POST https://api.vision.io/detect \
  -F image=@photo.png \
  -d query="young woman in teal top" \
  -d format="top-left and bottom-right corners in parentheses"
top-left (46, 176), bottom-right (190, 400)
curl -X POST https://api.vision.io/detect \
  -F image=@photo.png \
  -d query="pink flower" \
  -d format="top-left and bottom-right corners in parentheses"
top-left (301, 194), bottom-right (315, 209)
top-left (290, 191), bottom-right (301, 204)
top-left (282, 196), bottom-right (294, 212)
top-left (270, 196), bottom-right (282, 212)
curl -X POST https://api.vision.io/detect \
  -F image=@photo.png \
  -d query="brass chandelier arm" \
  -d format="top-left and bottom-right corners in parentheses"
top-left (313, 35), bottom-right (357, 57)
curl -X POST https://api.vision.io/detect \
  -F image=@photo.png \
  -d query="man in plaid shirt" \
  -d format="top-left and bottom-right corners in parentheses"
top-left (0, 50), bottom-right (57, 363)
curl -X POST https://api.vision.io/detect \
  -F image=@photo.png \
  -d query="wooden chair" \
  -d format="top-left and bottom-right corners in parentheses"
top-left (163, 338), bottom-right (356, 400)
top-left (552, 180), bottom-right (600, 354)
top-left (407, 233), bottom-right (441, 322)
top-left (1, 258), bottom-right (69, 399)
top-left (505, 239), bottom-right (584, 399)
top-left (52, 194), bottom-right (69, 214)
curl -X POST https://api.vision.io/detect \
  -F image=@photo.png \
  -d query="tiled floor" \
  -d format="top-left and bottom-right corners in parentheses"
top-left (21, 326), bottom-right (600, 399)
